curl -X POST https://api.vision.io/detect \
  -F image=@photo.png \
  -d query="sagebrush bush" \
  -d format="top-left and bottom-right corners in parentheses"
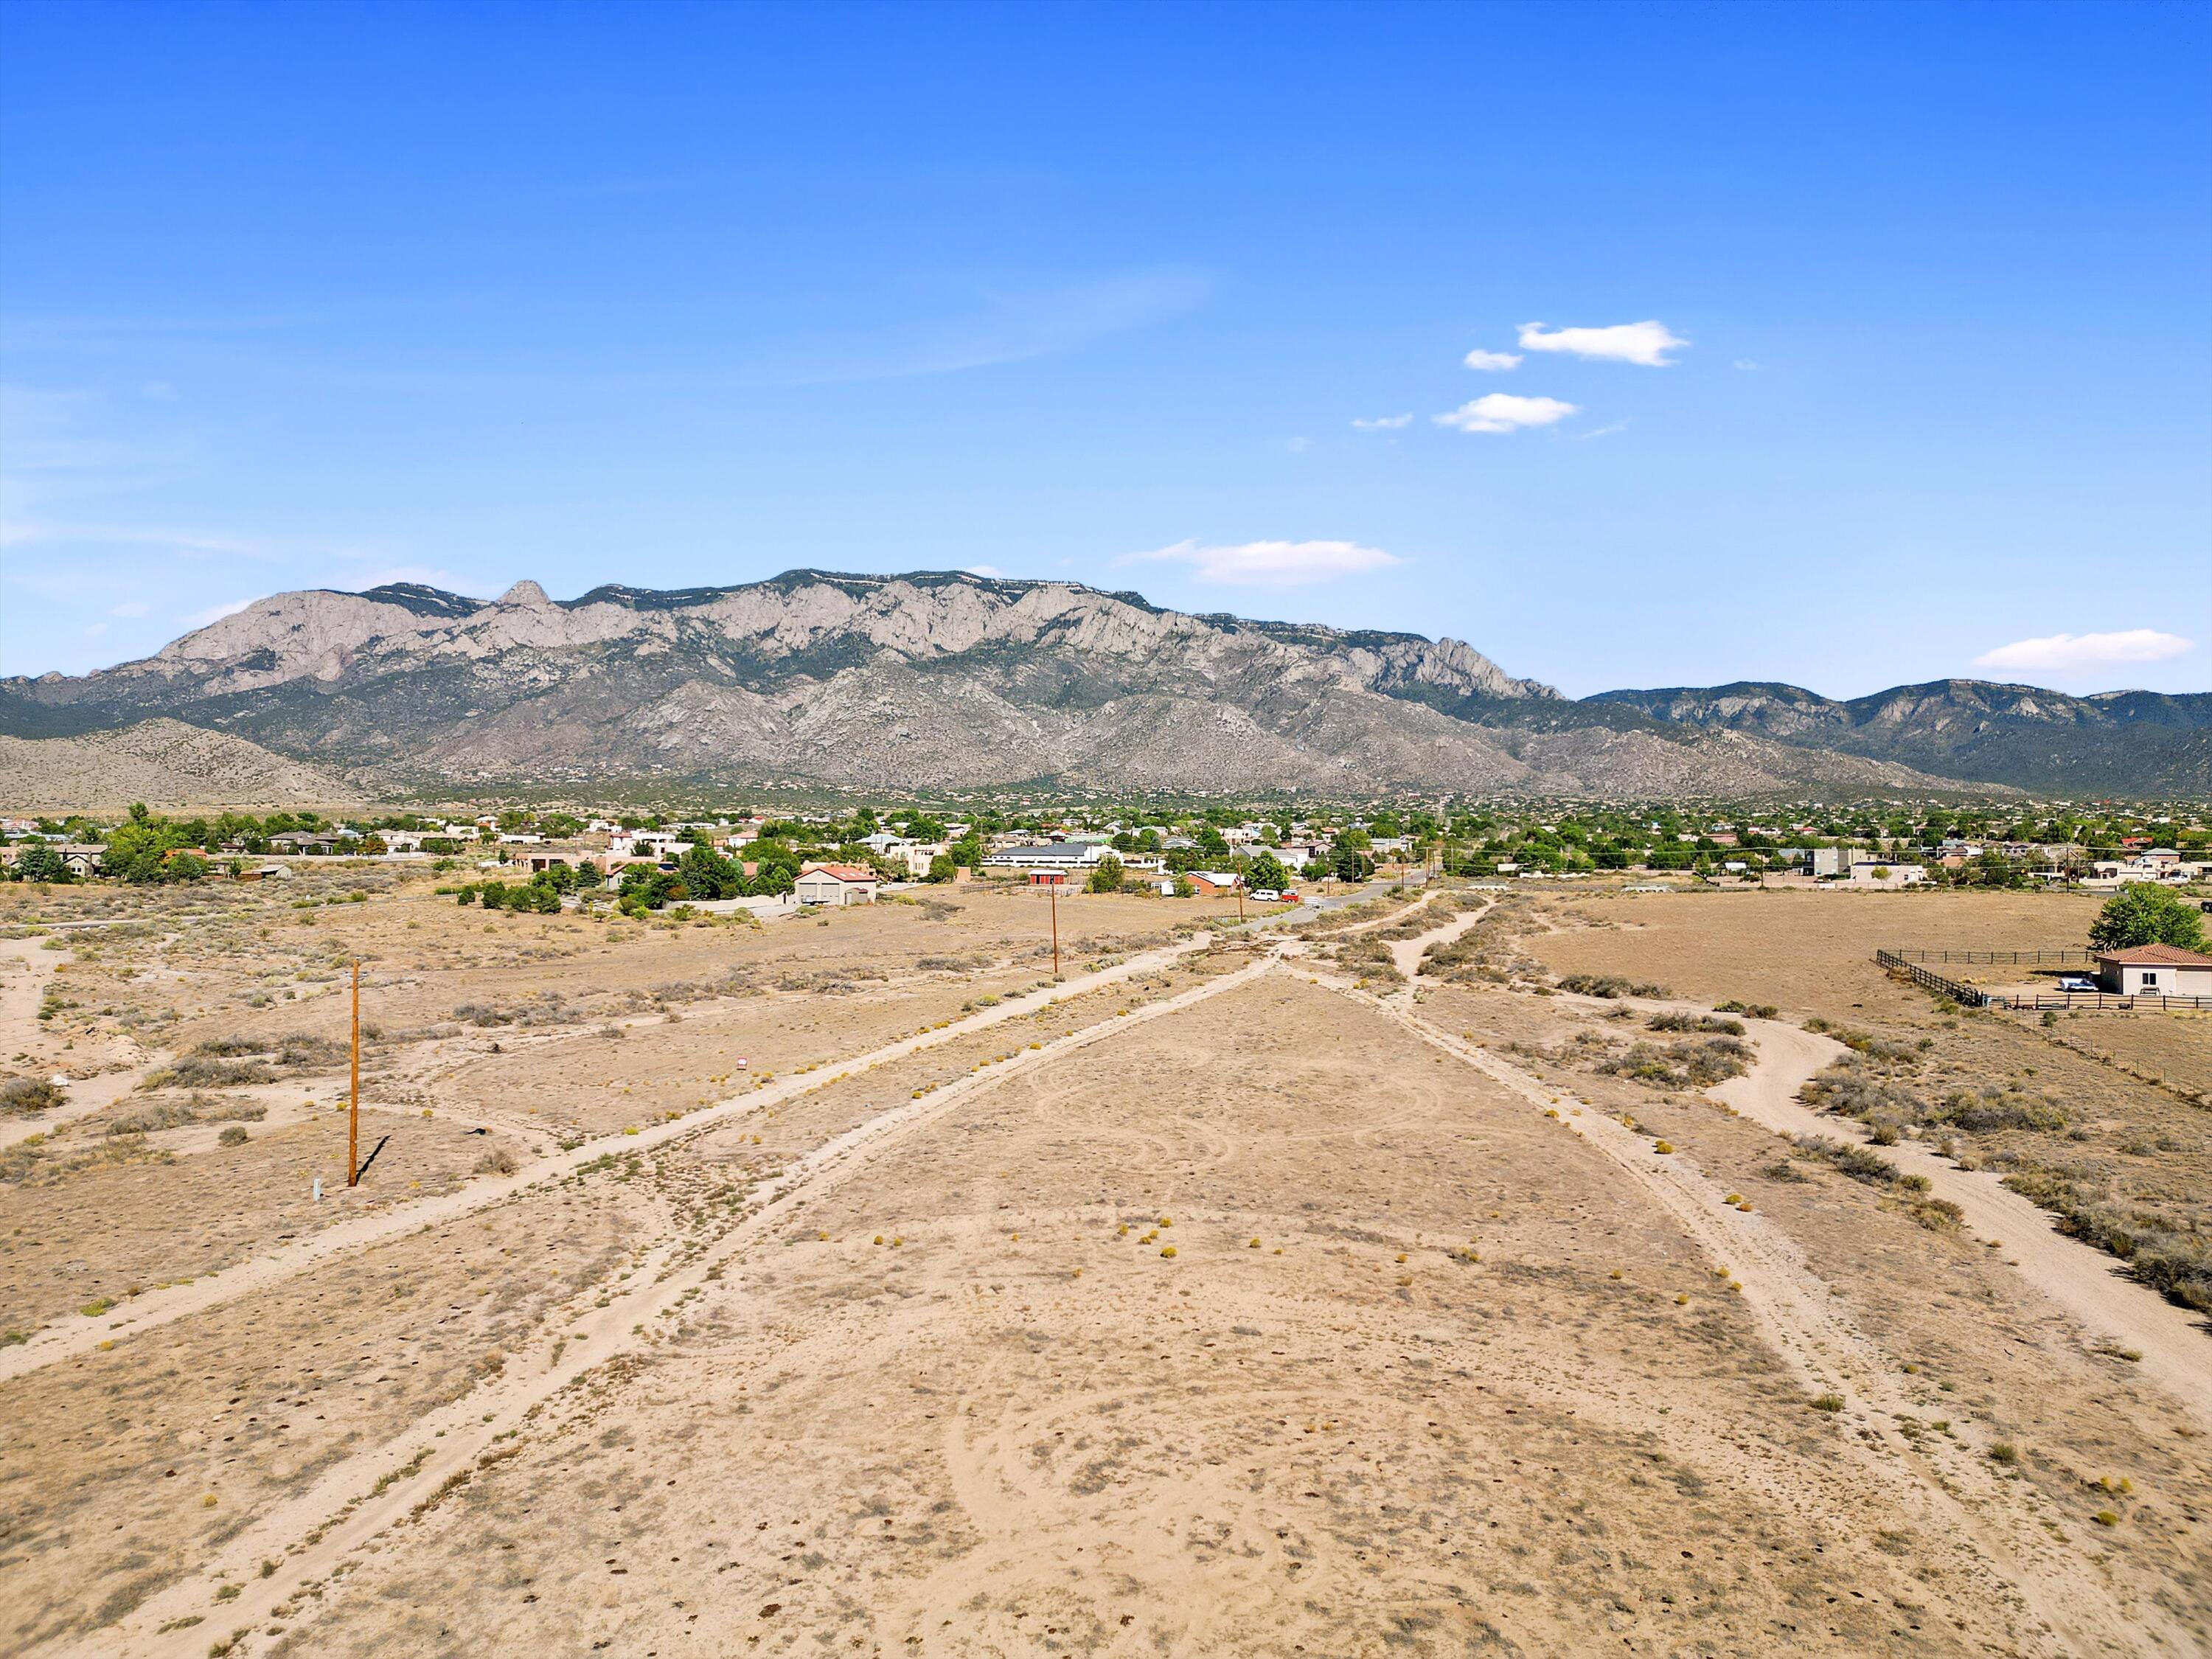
top-left (1560, 973), bottom-right (1671, 999)
top-left (0, 1077), bottom-right (64, 1114)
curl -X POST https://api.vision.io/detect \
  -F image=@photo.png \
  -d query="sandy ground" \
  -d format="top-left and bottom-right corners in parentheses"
top-left (1, 876), bottom-right (2206, 1657)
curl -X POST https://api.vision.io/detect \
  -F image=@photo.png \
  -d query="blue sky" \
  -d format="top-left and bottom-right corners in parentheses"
top-left (3, 1), bottom-right (2206, 697)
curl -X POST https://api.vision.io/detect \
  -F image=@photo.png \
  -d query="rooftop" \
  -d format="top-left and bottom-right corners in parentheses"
top-left (2095, 943), bottom-right (2212, 967)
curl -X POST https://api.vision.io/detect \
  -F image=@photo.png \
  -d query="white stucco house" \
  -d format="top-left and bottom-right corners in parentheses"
top-left (2093, 944), bottom-right (2212, 998)
top-left (795, 863), bottom-right (878, 906)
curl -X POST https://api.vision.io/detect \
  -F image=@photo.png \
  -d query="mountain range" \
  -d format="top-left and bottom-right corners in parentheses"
top-left (1, 570), bottom-right (2202, 799)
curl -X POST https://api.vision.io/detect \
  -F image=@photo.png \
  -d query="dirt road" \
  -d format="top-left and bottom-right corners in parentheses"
top-left (0, 931), bottom-right (1225, 1385)
top-left (1708, 1015), bottom-right (2212, 1428)
top-left (97, 953), bottom-right (1283, 1658)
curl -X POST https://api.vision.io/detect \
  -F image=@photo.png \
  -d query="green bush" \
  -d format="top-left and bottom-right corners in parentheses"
top-left (2087, 885), bottom-right (2205, 953)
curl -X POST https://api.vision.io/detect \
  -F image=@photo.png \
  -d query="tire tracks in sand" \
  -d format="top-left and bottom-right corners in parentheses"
top-left (87, 953), bottom-right (1281, 1659)
top-left (0, 933), bottom-right (1225, 1385)
top-left (1356, 982), bottom-right (2192, 1658)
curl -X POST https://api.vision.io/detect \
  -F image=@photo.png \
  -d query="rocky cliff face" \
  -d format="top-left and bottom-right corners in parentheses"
top-left (0, 570), bottom-right (2014, 797)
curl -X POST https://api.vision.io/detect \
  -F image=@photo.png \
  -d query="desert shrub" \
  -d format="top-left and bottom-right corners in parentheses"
top-left (452, 1003), bottom-right (513, 1027)
top-left (1560, 973), bottom-right (1671, 999)
top-left (143, 1055), bottom-right (276, 1090)
top-left (2001, 1168), bottom-right (2212, 1313)
top-left (218, 1124), bottom-right (250, 1147)
top-left (1926, 1088), bottom-right (2068, 1133)
top-left (1330, 933), bottom-right (1405, 984)
top-left (1715, 1000), bottom-right (1779, 1018)
top-left (1800, 1054), bottom-right (1928, 1127)
top-left (473, 1147), bottom-right (519, 1175)
top-left (1647, 1012), bottom-right (1744, 1035)
top-left (1599, 1036), bottom-right (1751, 1088)
top-left (108, 1096), bottom-right (266, 1135)
top-left (1794, 1135), bottom-right (1904, 1186)
top-left (0, 1077), bottom-right (64, 1114)
top-left (274, 1033), bottom-right (347, 1068)
top-left (1903, 1195), bottom-right (1966, 1231)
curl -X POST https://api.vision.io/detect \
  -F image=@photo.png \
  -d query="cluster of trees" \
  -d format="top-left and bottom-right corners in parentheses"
top-left (612, 840), bottom-right (804, 914)
top-left (0, 804), bottom-right (216, 885)
top-left (452, 862), bottom-right (604, 913)
top-left (453, 876), bottom-right (566, 913)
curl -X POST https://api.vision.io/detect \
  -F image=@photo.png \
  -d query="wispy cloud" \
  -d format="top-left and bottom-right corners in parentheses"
top-left (754, 267), bottom-right (1214, 386)
top-left (1517, 320), bottom-right (1687, 366)
top-left (108, 600), bottom-right (150, 618)
top-left (1127, 538), bottom-right (1402, 586)
top-left (1352, 414), bottom-right (1413, 430)
top-left (0, 519), bottom-right (283, 557)
top-left (963, 564), bottom-right (1006, 577)
top-left (1462, 349), bottom-right (1522, 372)
top-left (1973, 630), bottom-right (2194, 675)
top-left (1433, 394), bottom-right (1579, 434)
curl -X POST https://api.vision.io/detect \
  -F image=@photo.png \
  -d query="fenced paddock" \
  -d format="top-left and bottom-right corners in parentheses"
top-left (1874, 949), bottom-right (2212, 1014)
top-left (1881, 947), bottom-right (2096, 967)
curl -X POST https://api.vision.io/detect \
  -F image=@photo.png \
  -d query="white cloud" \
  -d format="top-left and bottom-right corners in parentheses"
top-left (1433, 394), bottom-right (1579, 434)
top-left (963, 564), bottom-right (1006, 577)
top-left (1352, 414), bottom-right (1414, 430)
top-left (1517, 320), bottom-right (1687, 366)
top-left (108, 600), bottom-right (150, 618)
top-left (1972, 630), bottom-right (2194, 675)
top-left (1129, 538), bottom-right (1402, 586)
top-left (1733, 358), bottom-right (1760, 371)
top-left (180, 597), bottom-right (257, 631)
top-left (1462, 349), bottom-right (1523, 372)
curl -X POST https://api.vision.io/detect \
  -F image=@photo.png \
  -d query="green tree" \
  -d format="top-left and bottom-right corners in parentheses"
top-left (11, 845), bottom-right (72, 883)
top-left (678, 842), bottom-right (742, 900)
top-left (2088, 885), bottom-right (2206, 953)
top-left (1087, 853), bottom-right (1126, 894)
top-left (925, 852), bottom-right (956, 884)
top-left (748, 860), bottom-right (796, 898)
top-left (1245, 852), bottom-right (1291, 893)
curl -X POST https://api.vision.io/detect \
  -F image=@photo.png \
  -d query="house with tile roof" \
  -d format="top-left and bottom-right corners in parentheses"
top-left (2093, 943), bottom-right (2212, 997)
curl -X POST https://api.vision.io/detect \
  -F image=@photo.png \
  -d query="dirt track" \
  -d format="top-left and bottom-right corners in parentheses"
top-left (8, 883), bottom-right (2208, 1657)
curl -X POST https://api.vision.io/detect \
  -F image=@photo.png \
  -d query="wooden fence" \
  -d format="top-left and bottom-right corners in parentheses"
top-left (1881, 947), bottom-right (2095, 967)
top-left (1874, 950), bottom-right (2212, 1013)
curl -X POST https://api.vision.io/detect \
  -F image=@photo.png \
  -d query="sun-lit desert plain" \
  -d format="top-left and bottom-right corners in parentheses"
top-left (1, 866), bottom-right (2208, 1658)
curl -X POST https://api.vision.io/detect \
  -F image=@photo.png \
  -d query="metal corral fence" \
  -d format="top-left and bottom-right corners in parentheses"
top-left (1874, 950), bottom-right (2212, 1013)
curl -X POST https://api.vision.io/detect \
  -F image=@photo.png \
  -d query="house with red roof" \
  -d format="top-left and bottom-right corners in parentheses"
top-left (2093, 943), bottom-right (2212, 997)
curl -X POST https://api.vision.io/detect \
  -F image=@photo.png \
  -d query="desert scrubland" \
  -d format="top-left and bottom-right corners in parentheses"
top-left (0, 871), bottom-right (2206, 1658)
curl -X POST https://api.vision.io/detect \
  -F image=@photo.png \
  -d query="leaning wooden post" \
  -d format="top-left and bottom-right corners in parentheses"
top-left (1050, 880), bottom-right (1060, 980)
top-left (347, 959), bottom-right (361, 1187)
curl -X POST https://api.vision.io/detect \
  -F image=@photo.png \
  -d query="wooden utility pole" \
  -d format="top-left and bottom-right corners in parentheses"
top-left (1050, 880), bottom-right (1060, 979)
top-left (347, 959), bottom-right (361, 1187)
